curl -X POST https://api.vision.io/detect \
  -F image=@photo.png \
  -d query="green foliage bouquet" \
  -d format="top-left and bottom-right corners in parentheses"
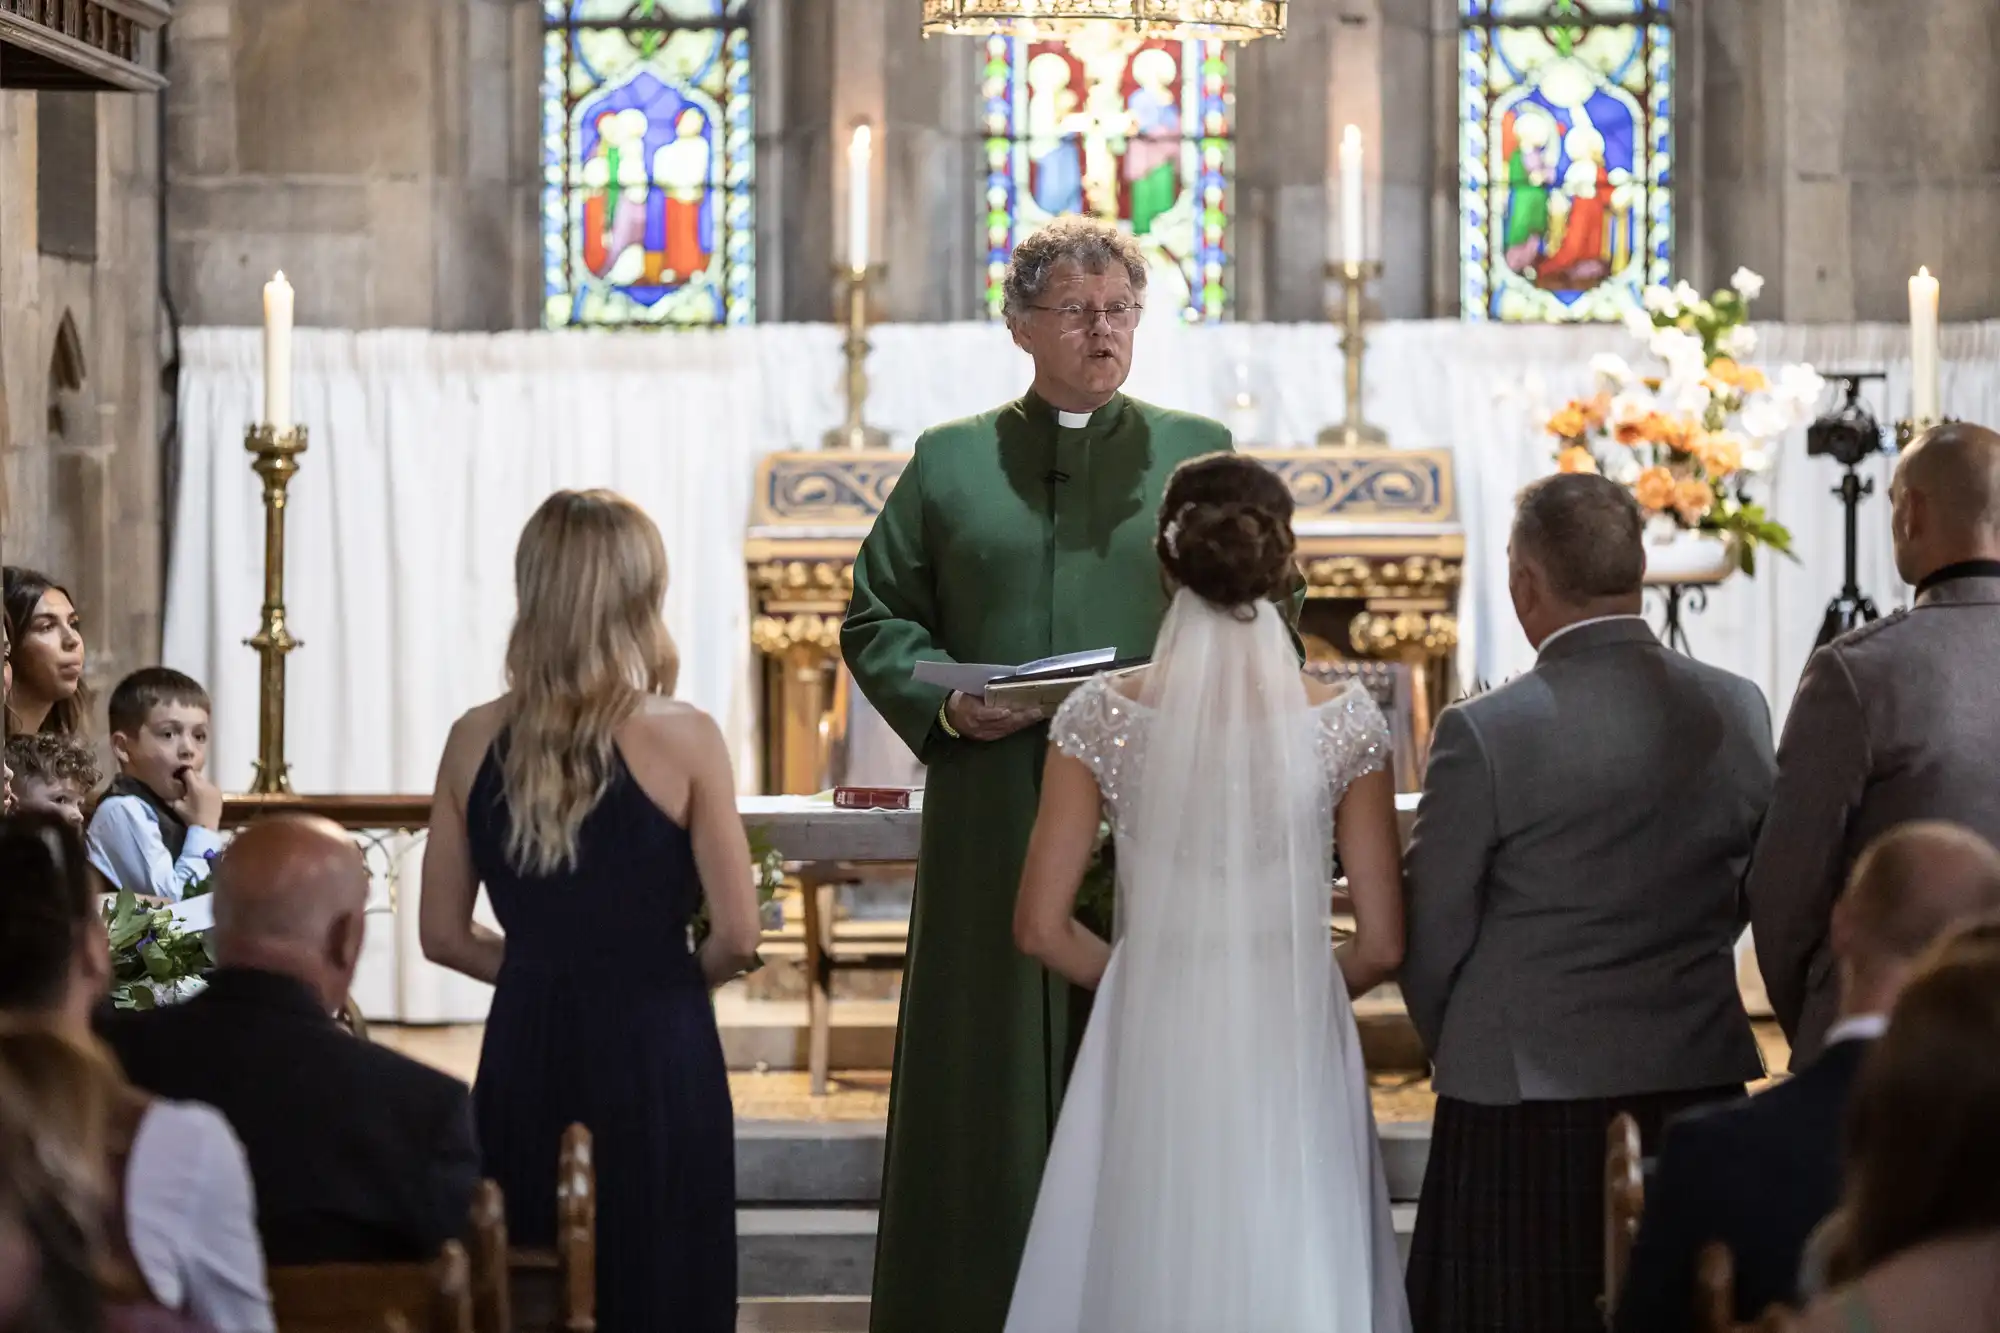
top-left (103, 890), bottom-right (215, 1011)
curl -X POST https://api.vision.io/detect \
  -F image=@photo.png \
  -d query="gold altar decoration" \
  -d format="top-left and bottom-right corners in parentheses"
top-left (244, 424), bottom-right (307, 795)
top-left (744, 445), bottom-right (1461, 795)
top-left (827, 266), bottom-right (889, 451)
top-left (1317, 260), bottom-right (1388, 450)
top-left (920, 0), bottom-right (1286, 40)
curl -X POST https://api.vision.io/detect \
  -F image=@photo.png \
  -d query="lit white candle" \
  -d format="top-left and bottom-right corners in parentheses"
top-left (846, 124), bottom-right (872, 275)
top-left (1910, 266), bottom-right (1941, 422)
top-left (1339, 124), bottom-right (1365, 263)
top-left (262, 271), bottom-right (294, 430)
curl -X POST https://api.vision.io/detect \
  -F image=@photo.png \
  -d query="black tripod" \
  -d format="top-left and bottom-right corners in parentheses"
top-left (1814, 464), bottom-right (1881, 649)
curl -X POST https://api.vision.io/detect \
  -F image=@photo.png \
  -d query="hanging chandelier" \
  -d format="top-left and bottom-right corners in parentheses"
top-left (920, 0), bottom-right (1287, 42)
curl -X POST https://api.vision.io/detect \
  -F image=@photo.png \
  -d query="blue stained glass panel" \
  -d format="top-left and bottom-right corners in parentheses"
top-left (1459, 0), bottom-right (1673, 322)
top-left (982, 30), bottom-right (1234, 324)
top-left (540, 0), bottom-right (754, 328)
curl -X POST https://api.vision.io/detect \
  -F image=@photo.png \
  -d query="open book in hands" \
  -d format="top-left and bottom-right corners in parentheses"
top-left (913, 648), bottom-right (1148, 709)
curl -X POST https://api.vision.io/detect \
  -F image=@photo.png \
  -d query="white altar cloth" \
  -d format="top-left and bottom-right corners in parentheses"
top-left (161, 319), bottom-right (1987, 806)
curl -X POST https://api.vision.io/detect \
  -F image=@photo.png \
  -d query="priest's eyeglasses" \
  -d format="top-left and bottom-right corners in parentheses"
top-left (1028, 302), bottom-right (1144, 334)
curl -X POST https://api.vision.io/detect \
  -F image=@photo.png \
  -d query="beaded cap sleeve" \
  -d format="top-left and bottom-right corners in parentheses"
top-left (1051, 674), bottom-right (1390, 826)
top-left (1316, 682), bottom-right (1391, 807)
top-left (1050, 675), bottom-right (1142, 812)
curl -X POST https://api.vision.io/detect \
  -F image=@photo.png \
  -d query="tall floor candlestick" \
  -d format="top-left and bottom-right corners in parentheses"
top-left (244, 423), bottom-right (307, 794)
top-left (1316, 260), bottom-right (1388, 449)
top-left (825, 266), bottom-right (889, 451)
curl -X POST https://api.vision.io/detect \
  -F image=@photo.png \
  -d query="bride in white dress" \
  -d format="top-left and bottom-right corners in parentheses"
top-left (1006, 453), bottom-right (1413, 1333)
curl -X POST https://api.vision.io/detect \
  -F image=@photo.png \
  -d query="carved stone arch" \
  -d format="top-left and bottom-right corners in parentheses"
top-left (47, 308), bottom-right (86, 439)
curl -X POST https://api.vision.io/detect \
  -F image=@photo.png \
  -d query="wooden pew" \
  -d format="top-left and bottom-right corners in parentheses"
top-left (1601, 1111), bottom-right (1644, 1326)
top-left (467, 1180), bottom-right (511, 1333)
top-left (508, 1123), bottom-right (597, 1333)
top-left (268, 1239), bottom-right (474, 1333)
top-left (1698, 1241), bottom-right (1802, 1332)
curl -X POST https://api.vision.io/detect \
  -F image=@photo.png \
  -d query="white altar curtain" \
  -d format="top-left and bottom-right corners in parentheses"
top-left (166, 318), bottom-right (2000, 802)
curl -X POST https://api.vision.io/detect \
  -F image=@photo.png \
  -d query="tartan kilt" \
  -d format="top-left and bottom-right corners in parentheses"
top-left (1406, 1086), bottom-right (1741, 1333)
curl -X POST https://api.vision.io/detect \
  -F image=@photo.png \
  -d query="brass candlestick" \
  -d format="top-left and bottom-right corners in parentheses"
top-left (244, 423), bottom-right (306, 795)
top-left (824, 265), bottom-right (889, 451)
top-left (1895, 415), bottom-right (1947, 449)
top-left (1316, 260), bottom-right (1388, 450)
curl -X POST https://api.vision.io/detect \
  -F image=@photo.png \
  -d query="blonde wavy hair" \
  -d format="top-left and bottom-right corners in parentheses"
top-left (500, 490), bottom-right (680, 876)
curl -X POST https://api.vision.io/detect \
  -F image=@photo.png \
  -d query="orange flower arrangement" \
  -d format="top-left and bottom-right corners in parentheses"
top-left (1632, 466), bottom-right (1677, 511)
top-left (1533, 271), bottom-right (1820, 576)
top-left (1557, 446), bottom-right (1598, 475)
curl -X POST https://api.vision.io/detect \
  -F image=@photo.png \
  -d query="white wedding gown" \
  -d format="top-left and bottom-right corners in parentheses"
top-left (1006, 592), bottom-right (1413, 1333)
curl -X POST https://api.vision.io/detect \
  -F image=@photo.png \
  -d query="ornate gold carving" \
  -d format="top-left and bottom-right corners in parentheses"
top-left (919, 0), bottom-right (1287, 40)
top-left (750, 560), bottom-right (855, 599)
top-left (1302, 554), bottom-right (1462, 600)
top-left (752, 613), bottom-right (845, 657)
top-left (1349, 611), bottom-right (1459, 657)
top-left (752, 451), bottom-right (909, 528)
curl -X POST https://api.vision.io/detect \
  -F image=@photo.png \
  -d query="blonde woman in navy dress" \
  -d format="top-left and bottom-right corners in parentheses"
top-left (420, 490), bottom-right (763, 1331)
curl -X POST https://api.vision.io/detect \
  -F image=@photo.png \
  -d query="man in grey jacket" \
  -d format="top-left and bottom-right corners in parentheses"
top-left (1402, 473), bottom-right (1772, 1333)
top-left (1749, 422), bottom-right (2000, 1069)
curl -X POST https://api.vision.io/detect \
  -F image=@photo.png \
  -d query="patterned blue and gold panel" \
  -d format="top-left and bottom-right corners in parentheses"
top-left (1249, 448), bottom-right (1457, 524)
top-left (751, 450), bottom-right (908, 528)
top-left (750, 447), bottom-right (1457, 529)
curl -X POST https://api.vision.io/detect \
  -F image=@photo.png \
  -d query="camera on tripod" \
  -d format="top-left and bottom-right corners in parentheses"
top-left (1808, 372), bottom-right (1890, 648)
top-left (1807, 373), bottom-right (1888, 467)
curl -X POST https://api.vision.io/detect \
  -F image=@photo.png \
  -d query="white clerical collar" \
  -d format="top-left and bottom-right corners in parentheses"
top-left (1825, 1013), bottom-right (1889, 1047)
top-left (1537, 613), bottom-right (1649, 653)
top-left (1055, 408), bottom-right (1094, 429)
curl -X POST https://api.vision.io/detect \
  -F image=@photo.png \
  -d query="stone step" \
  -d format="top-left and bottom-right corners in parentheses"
top-left (737, 1203), bottom-right (1424, 1300)
top-left (739, 1209), bottom-right (877, 1299)
top-left (737, 1118), bottom-right (1432, 1207)
top-left (717, 993), bottom-right (1431, 1074)
top-left (738, 1297), bottom-right (870, 1333)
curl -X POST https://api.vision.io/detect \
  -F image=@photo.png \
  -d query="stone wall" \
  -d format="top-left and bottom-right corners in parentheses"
top-left (165, 0), bottom-right (540, 330)
top-left (147, 0), bottom-right (2000, 334)
top-left (0, 74), bottom-right (165, 705)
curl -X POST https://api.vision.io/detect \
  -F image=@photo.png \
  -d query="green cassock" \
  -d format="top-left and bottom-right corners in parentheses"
top-left (841, 390), bottom-right (1234, 1333)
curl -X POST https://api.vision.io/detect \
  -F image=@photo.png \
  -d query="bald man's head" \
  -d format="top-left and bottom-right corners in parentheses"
top-left (1833, 821), bottom-right (2000, 1016)
top-left (1891, 423), bottom-right (2000, 585)
top-left (212, 814), bottom-right (370, 1011)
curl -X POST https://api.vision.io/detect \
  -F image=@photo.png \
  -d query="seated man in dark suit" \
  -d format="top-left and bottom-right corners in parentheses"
top-left (1615, 821), bottom-right (2000, 1332)
top-left (105, 814), bottom-right (480, 1265)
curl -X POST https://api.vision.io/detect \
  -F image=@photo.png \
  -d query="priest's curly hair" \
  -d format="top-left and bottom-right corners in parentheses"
top-left (1002, 216), bottom-right (1148, 323)
top-left (1156, 454), bottom-right (1299, 612)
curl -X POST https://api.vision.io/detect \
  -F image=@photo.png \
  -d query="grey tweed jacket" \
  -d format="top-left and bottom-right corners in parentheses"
top-left (1402, 618), bottom-right (1773, 1105)
top-left (1748, 574), bottom-right (2000, 1070)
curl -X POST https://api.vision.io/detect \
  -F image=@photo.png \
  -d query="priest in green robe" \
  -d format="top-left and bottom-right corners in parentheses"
top-left (843, 216), bottom-right (1242, 1333)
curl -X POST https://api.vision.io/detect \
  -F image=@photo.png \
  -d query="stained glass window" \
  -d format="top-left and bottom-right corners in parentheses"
top-left (1459, 0), bottom-right (1672, 323)
top-left (541, 0), bottom-right (754, 328)
top-left (981, 31), bottom-right (1233, 323)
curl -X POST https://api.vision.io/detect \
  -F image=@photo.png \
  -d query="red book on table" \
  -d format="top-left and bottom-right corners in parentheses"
top-left (833, 787), bottom-right (914, 811)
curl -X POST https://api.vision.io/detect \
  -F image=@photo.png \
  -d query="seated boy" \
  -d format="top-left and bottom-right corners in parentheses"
top-left (3, 733), bottom-right (101, 832)
top-left (87, 667), bottom-right (223, 901)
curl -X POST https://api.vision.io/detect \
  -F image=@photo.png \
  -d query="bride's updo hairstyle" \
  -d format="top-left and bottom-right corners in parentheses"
top-left (1156, 453), bottom-right (1298, 612)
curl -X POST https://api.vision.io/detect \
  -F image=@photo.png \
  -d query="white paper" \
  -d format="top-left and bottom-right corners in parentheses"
top-left (170, 894), bottom-right (216, 933)
top-left (912, 660), bottom-right (1012, 698)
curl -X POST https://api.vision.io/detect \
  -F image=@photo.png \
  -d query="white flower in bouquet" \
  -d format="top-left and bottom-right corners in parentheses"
top-left (1731, 267), bottom-right (1766, 301)
top-left (1739, 398), bottom-right (1793, 444)
top-left (1650, 327), bottom-right (1709, 382)
top-left (1609, 391), bottom-right (1655, 429)
top-left (1668, 376), bottom-right (1714, 418)
top-left (1643, 285), bottom-right (1681, 316)
top-left (1624, 304), bottom-right (1660, 339)
top-left (1739, 444), bottom-right (1774, 474)
top-left (1603, 450), bottom-right (1643, 485)
top-left (1774, 364), bottom-right (1828, 422)
top-left (1590, 353), bottom-right (1636, 387)
top-left (1720, 324), bottom-right (1759, 360)
top-left (1673, 280), bottom-right (1705, 312)
top-left (1645, 512), bottom-right (1682, 544)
